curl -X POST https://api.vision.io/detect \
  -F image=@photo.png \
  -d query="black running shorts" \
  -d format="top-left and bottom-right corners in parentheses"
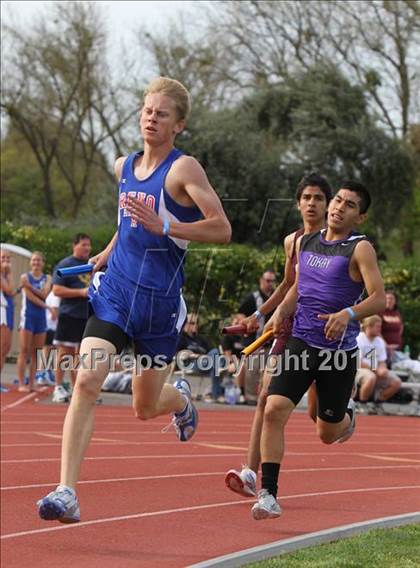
top-left (54, 314), bottom-right (87, 346)
top-left (268, 336), bottom-right (358, 423)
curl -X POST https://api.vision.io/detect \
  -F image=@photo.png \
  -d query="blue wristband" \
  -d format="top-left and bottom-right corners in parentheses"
top-left (254, 309), bottom-right (263, 321)
top-left (345, 307), bottom-right (356, 320)
top-left (162, 219), bottom-right (170, 236)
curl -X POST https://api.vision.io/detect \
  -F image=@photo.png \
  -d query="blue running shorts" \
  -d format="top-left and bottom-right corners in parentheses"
top-left (20, 312), bottom-right (47, 334)
top-left (88, 272), bottom-right (187, 363)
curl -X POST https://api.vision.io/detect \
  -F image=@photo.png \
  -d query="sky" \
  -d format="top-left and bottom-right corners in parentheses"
top-left (2, 1), bottom-right (195, 25)
top-left (2, 0), bottom-right (204, 79)
top-left (2, 1), bottom-right (199, 57)
top-left (1, 1), bottom-right (204, 138)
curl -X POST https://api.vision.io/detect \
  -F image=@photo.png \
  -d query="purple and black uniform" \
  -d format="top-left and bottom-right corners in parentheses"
top-left (294, 230), bottom-right (365, 350)
top-left (269, 228), bottom-right (304, 356)
top-left (268, 229), bottom-right (366, 423)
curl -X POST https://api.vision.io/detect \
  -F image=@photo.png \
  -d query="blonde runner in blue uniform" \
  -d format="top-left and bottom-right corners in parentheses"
top-left (37, 77), bottom-right (231, 523)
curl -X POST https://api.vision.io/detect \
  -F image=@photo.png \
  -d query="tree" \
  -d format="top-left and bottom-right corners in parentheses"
top-left (396, 124), bottom-right (420, 257)
top-left (253, 65), bottom-right (415, 244)
top-left (175, 65), bottom-right (415, 248)
top-left (319, 0), bottom-right (420, 138)
top-left (177, 105), bottom-right (294, 246)
top-left (135, 20), bottom-right (237, 112)
top-left (202, 1), bottom-right (420, 137)
top-left (1, 128), bottom-right (51, 222)
top-left (204, 0), bottom-right (325, 88)
top-left (0, 122), bottom-right (117, 225)
top-left (1, 1), bottom-right (136, 220)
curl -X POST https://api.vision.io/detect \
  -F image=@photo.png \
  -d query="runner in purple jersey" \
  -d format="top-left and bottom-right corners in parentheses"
top-left (225, 173), bottom-right (332, 498)
top-left (251, 181), bottom-right (386, 520)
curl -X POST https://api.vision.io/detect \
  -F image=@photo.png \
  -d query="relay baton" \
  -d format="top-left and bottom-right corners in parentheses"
top-left (241, 329), bottom-right (275, 356)
top-left (57, 264), bottom-right (94, 278)
top-left (222, 324), bottom-right (247, 335)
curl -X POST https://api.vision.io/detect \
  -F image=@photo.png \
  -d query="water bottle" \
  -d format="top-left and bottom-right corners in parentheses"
top-left (225, 382), bottom-right (237, 405)
top-left (404, 345), bottom-right (410, 359)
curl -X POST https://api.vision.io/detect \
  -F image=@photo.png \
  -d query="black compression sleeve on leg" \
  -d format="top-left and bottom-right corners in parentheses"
top-left (261, 462), bottom-right (280, 497)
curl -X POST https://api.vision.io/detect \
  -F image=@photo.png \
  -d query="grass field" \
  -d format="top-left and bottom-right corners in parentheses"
top-left (246, 524), bottom-right (420, 567)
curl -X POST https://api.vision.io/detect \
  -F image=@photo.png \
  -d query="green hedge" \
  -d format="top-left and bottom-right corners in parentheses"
top-left (2, 222), bottom-right (419, 354)
top-left (1, 221), bottom-right (115, 274)
top-left (183, 242), bottom-right (284, 338)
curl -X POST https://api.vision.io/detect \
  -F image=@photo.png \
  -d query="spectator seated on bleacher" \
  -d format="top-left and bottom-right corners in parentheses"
top-left (177, 313), bottom-right (212, 363)
top-left (101, 353), bottom-right (133, 394)
top-left (102, 369), bottom-right (132, 394)
top-left (355, 315), bottom-right (402, 407)
top-left (220, 313), bottom-right (247, 404)
top-left (380, 290), bottom-right (420, 382)
top-left (176, 313), bottom-right (225, 402)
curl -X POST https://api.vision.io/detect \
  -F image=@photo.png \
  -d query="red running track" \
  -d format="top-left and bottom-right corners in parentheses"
top-left (1, 389), bottom-right (420, 567)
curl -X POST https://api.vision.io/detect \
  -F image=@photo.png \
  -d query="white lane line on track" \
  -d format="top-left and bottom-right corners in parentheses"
top-left (2, 485), bottom-right (420, 540)
top-left (2, 432), bottom-right (419, 445)
top-left (2, 451), bottom-right (420, 464)
top-left (1, 441), bottom-right (201, 447)
top-left (2, 424), bottom-right (419, 439)
top-left (2, 421), bottom-right (418, 435)
top-left (358, 453), bottom-right (420, 463)
top-left (2, 409), bottom-right (417, 423)
top-left (33, 432), bottom-right (128, 443)
top-left (1, 452), bottom-right (243, 464)
top-left (2, 464), bottom-right (420, 491)
top-left (0, 422), bottom-right (252, 428)
top-left (1, 431), bottom-right (253, 435)
top-left (2, 421), bottom-right (163, 425)
top-left (0, 388), bottom-right (48, 413)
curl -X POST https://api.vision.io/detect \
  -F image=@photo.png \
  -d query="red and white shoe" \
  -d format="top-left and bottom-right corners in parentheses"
top-left (225, 466), bottom-right (257, 497)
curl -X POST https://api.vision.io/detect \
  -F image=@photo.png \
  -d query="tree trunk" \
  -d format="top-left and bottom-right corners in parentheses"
top-left (42, 170), bottom-right (56, 218)
top-left (402, 239), bottom-right (413, 257)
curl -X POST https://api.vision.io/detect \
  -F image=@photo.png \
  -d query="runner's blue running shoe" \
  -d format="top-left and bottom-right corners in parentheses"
top-left (171, 379), bottom-right (199, 441)
top-left (37, 485), bottom-right (80, 523)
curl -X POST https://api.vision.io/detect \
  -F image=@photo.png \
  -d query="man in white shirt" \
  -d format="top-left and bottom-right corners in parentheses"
top-left (356, 315), bottom-right (401, 403)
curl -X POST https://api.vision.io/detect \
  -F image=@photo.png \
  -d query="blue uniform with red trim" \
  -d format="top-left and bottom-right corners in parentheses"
top-left (20, 273), bottom-right (48, 334)
top-left (89, 148), bottom-right (202, 361)
top-left (5, 293), bottom-right (14, 329)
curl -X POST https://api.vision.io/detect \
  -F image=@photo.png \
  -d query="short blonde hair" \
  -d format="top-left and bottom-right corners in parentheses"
top-left (31, 251), bottom-right (45, 262)
top-left (361, 315), bottom-right (382, 330)
top-left (143, 77), bottom-right (191, 121)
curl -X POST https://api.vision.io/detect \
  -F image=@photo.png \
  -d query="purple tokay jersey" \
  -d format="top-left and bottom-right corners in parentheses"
top-left (293, 229), bottom-right (366, 350)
